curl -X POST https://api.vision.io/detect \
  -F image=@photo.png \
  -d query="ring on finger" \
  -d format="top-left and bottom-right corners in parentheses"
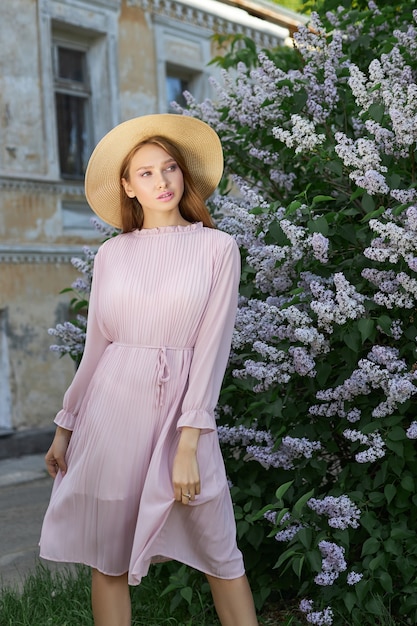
top-left (182, 492), bottom-right (192, 499)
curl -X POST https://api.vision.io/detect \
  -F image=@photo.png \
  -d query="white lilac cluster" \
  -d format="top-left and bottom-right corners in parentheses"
top-left (393, 13), bottom-right (417, 57)
top-left (69, 246), bottom-right (95, 290)
top-left (270, 168), bottom-right (297, 191)
top-left (292, 13), bottom-right (346, 123)
top-left (307, 495), bottom-right (361, 530)
top-left (311, 233), bottom-right (329, 263)
top-left (363, 210), bottom-right (417, 307)
top-left (347, 571), bottom-right (363, 585)
top-left (273, 512), bottom-right (304, 542)
top-left (309, 273), bottom-right (366, 332)
top-left (314, 540), bottom-right (347, 586)
top-left (263, 510), bottom-right (304, 542)
top-left (334, 133), bottom-right (389, 195)
top-left (406, 421), bottom-right (417, 439)
top-left (310, 345), bottom-right (416, 424)
top-left (217, 424), bottom-right (273, 448)
top-left (273, 115), bottom-right (326, 155)
top-left (365, 211), bottom-right (417, 264)
top-left (336, 39), bottom-right (417, 199)
top-left (232, 300), bottom-right (330, 390)
top-left (300, 599), bottom-right (334, 626)
top-left (348, 45), bottom-right (417, 151)
top-left (48, 317), bottom-right (87, 359)
top-left (245, 436), bottom-right (321, 471)
top-left (343, 429), bottom-right (385, 463)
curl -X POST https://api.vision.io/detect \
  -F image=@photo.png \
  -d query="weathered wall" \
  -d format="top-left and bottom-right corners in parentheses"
top-left (0, 261), bottom-right (78, 428)
top-left (0, 0), bottom-right (291, 431)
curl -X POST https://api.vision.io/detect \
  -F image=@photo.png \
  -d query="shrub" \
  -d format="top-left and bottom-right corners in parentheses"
top-left (172, 2), bottom-right (417, 623)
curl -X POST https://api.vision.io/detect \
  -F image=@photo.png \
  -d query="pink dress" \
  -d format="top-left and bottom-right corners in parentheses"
top-left (39, 222), bottom-right (245, 585)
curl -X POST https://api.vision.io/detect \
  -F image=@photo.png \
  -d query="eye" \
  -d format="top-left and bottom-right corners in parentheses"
top-left (140, 171), bottom-right (152, 177)
top-left (166, 164), bottom-right (177, 172)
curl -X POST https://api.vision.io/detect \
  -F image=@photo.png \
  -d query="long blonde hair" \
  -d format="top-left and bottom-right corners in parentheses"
top-left (119, 136), bottom-right (216, 232)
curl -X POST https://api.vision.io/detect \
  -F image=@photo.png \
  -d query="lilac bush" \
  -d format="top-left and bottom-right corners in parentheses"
top-left (173, 2), bottom-right (417, 623)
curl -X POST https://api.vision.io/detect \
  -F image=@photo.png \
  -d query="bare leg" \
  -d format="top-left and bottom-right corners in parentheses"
top-left (91, 569), bottom-right (131, 626)
top-left (206, 574), bottom-right (258, 626)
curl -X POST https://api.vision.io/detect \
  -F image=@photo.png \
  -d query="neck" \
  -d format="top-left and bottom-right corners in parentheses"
top-left (141, 209), bottom-right (191, 230)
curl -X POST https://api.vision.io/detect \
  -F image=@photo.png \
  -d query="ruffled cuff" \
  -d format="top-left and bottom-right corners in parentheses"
top-left (177, 409), bottom-right (216, 434)
top-left (54, 409), bottom-right (76, 431)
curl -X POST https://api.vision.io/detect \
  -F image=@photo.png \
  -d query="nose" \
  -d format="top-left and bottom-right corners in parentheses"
top-left (157, 172), bottom-right (168, 189)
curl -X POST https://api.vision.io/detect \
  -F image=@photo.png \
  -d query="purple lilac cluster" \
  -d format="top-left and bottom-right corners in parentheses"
top-left (246, 436), bottom-right (322, 470)
top-left (363, 207), bottom-right (417, 308)
top-left (347, 571), bottom-right (363, 585)
top-left (307, 495), bottom-right (361, 529)
top-left (48, 318), bottom-right (87, 358)
top-left (300, 599), bottom-right (334, 625)
top-left (309, 273), bottom-right (366, 332)
top-left (315, 540), bottom-right (347, 586)
top-left (343, 429), bottom-right (385, 463)
top-left (310, 345), bottom-right (416, 427)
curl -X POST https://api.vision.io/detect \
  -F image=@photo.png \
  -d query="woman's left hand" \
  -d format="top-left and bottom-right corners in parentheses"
top-left (172, 427), bottom-right (201, 505)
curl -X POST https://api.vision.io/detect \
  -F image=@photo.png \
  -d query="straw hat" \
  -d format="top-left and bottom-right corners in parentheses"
top-left (84, 114), bottom-right (223, 229)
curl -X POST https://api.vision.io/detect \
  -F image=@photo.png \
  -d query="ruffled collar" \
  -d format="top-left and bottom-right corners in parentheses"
top-left (134, 222), bottom-right (203, 236)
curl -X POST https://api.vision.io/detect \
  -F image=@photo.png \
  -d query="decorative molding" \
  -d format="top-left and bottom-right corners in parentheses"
top-left (0, 245), bottom-right (90, 264)
top-left (0, 177), bottom-right (85, 197)
top-left (127, 0), bottom-right (287, 47)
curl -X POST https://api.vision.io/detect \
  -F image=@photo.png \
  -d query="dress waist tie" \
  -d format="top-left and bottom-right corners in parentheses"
top-left (157, 347), bottom-right (170, 407)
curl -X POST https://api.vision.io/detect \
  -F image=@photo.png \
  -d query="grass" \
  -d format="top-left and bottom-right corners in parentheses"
top-left (0, 562), bottom-right (306, 626)
top-left (0, 563), bottom-right (221, 626)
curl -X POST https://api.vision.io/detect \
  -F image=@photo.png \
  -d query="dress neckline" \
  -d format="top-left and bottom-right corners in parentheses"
top-left (134, 222), bottom-right (203, 236)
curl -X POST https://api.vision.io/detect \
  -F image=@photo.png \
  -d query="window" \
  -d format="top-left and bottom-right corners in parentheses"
top-left (154, 18), bottom-right (212, 114)
top-left (53, 43), bottom-right (92, 179)
top-left (166, 74), bottom-right (189, 111)
top-left (166, 65), bottom-right (199, 112)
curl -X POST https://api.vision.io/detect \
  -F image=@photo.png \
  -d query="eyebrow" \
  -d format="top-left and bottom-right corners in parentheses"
top-left (136, 158), bottom-right (176, 171)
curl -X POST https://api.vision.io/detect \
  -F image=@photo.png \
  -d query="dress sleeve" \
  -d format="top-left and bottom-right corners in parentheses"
top-left (54, 247), bottom-right (111, 431)
top-left (177, 236), bottom-right (240, 434)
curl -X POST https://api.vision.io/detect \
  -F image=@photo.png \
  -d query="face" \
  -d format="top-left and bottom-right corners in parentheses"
top-left (121, 143), bottom-right (184, 221)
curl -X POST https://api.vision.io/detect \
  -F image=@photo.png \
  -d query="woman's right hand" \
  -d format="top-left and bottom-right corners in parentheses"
top-left (45, 426), bottom-right (72, 478)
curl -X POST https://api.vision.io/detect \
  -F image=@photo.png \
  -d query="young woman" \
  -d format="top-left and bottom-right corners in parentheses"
top-left (40, 114), bottom-right (258, 626)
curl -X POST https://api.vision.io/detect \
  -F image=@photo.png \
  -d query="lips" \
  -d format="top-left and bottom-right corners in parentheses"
top-left (157, 191), bottom-right (174, 201)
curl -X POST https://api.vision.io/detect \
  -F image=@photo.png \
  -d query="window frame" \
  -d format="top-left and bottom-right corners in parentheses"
top-left (52, 37), bottom-right (93, 180)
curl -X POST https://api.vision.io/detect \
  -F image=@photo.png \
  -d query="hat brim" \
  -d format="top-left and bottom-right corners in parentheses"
top-left (84, 114), bottom-right (223, 229)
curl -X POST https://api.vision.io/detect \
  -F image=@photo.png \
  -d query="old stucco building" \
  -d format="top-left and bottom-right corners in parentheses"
top-left (0, 0), bottom-right (302, 432)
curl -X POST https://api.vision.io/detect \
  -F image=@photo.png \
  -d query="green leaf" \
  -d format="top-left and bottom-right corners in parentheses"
top-left (379, 572), bottom-right (393, 594)
top-left (357, 318), bottom-right (375, 343)
top-left (376, 315), bottom-right (392, 333)
top-left (293, 489), bottom-right (315, 515)
top-left (388, 426), bottom-right (406, 441)
top-left (275, 481), bottom-right (293, 501)
top-left (275, 549), bottom-right (297, 569)
top-left (361, 193), bottom-right (375, 213)
top-left (344, 591), bottom-right (357, 614)
top-left (384, 483), bottom-right (396, 505)
top-left (292, 555), bottom-right (305, 578)
top-left (384, 538), bottom-right (402, 556)
top-left (368, 103), bottom-right (385, 123)
top-left (361, 205), bottom-right (386, 223)
top-left (391, 526), bottom-right (414, 540)
top-left (361, 537), bottom-right (380, 557)
top-left (311, 195), bottom-right (335, 205)
top-left (307, 216), bottom-right (329, 235)
top-left (180, 586), bottom-right (193, 605)
top-left (343, 330), bottom-right (361, 352)
top-left (401, 475), bottom-right (415, 492)
top-left (297, 527), bottom-right (313, 550)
